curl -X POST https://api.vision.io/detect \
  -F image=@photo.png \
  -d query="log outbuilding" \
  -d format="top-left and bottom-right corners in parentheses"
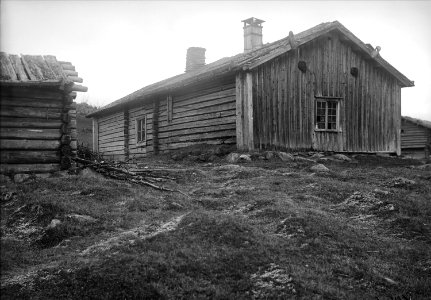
top-left (401, 116), bottom-right (431, 159)
top-left (0, 53), bottom-right (87, 175)
top-left (87, 19), bottom-right (413, 160)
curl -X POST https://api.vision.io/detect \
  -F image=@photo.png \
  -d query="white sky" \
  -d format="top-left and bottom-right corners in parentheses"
top-left (1, 0), bottom-right (430, 120)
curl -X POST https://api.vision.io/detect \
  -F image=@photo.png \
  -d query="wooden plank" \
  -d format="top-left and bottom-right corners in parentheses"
top-left (92, 118), bottom-right (99, 152)
top-left (0, 139), bottom-right (61, 150)
top-left (9, 54), bottom-right (28, 81)
top-left (158, 123), bottom-right (236, 139)
top-left (245, 72), bottom-right (254, 150)
top-left (0, 106), bottom-right (62, 119)
top-left (0, 52), bottom-right (18, 80)
top-left (173, 102), bottom-right (236, 120)
top-left (158, 115), bottom-right (236, 133)
top-left (0, 86), bottom-right (63, 100)
top-left (0, 163), bottom-right (61, 174)
top-left (0, 97), bottom-right (63, 108)
top-left (173, 87), bottom-right (235, 109)
top-left (43, 55), bottom-right (66, 80)
top-left (0, 150), bottom-right (60, 164)
top-left (0, 117), bottom-right (62, 129)
top-left (0, 128), bottom-right (61, 140)
top-left (236, 73), bottom-right (244, 149)
top-left (158, 129), bottom-right (236, 145)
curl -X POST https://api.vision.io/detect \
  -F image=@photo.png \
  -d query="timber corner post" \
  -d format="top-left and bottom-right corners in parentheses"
top-left (235, 71), bottom-right (254, 151)
top-left (60, 88), bottom-right (78, 170)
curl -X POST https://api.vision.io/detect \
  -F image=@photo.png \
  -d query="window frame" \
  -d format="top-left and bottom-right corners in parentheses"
top-left (135, 115), bottom-right (147, 146)
top-left (314, 96), bottom-right (342, 132)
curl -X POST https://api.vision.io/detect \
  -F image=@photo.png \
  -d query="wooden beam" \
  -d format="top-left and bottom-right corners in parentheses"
top-left (0, 150), bottom-right (60, 164)
top-left (92, 118), bottom-right (99, 152)
top-left (0, 139), bottom-right (61, 150)
top-left (0, 117), bottom-right (62, 129)
top-left (67, 76), bottom-right (83, 83)
top-left (0, 163), bottom-right (61, 174)
top-left (0, 128), bottom-right (61, 140)
top-left (66, 84), bottom-right (88, 92)
top-left (245, 72), bottom-right (254, 150)
top-left (235, 73), bottom-right (244, 149)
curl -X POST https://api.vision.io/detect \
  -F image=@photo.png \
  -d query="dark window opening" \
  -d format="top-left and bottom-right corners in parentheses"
top-left (315, 99), bottom-right (339, 131)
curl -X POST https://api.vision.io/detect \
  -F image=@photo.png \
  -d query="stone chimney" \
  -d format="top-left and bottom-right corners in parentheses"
top-left (185, 47), bottom-right (206, 73)
top-left (242, 17), bottom-right (265, 52)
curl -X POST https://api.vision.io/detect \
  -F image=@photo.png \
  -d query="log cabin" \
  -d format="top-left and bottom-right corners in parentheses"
top-left (401, 116), bottom-right (431, 159)
top-left (0, 53), bottom-right (87, 175)
top-left (87, 19), bottom-right (414, 160)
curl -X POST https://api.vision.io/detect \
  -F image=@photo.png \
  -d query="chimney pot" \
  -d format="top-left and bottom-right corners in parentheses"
top-left (242, 17), bottom-right (265, 52)
top-left (185, 47), bottom-right (206, 73)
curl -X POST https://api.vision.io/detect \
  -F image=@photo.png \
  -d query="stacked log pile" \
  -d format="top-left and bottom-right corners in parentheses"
top-left (0, 53), bottom-right (87, 175)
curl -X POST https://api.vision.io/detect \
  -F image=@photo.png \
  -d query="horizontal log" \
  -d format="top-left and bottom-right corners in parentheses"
top-left (0, 150), bottom-right (60, 164)
top-left (0, 139), bottom-right (61, 150)
top-left (63, 70), bottom-right (78, 76)
top-left (0, 163), bottom-right (61, 174)
top-left (158, 129), bottom-right (236, 145)
top-left (1, 97), bottom-right (63, 108)
top-left (0, 128), bottom-right (62, 140)
top-left (1, 86), bottom-right (64, 100)
top-left (98, 140), bottom-right (125, 148)
top-left (66, 84), bottom-right (88, 92)
top-left (158, 114), bottom-right (236, 132)
top-left (158, 123), bottom-right (236, 139)
top-left (0, 106), bottom-right (62, 119)
top-left (173, 102), bottom-right (236, 120)
top-left (61, 64), bottom-right (75, 71)
top-left (67, 76), bottom-right (83, 83)
top-left (0, 117), bottom-right (62, 129)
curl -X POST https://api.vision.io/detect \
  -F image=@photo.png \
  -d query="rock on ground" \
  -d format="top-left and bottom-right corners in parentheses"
top-left (13, 174), bottom-right (31, 183)
top-left (310, 164), bottom-right (329, 173)
top-left (239, 154), bottom-right (252, 162)
top-left (278, 152), bottom-right (295, 162)
top-left (226, 153), bottom-right (241, 163)
top-left (332, 154), bottom-right (352, 161)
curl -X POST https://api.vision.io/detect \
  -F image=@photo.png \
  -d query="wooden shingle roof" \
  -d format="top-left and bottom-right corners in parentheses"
top-left (0, 52), bottom-right (87, 93)
top-left (88, 20), bottom-right (413, 118)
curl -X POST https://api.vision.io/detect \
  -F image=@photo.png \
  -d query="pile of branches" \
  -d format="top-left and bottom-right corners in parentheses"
top-left (73, 157), bottom-right (185, 195)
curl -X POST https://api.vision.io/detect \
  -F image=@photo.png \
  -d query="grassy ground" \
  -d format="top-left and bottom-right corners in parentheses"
top-left (1, 151), bottom-right (430, 299)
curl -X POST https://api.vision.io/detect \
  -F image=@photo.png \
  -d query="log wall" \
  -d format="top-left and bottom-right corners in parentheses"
top-left (0, 86), bottom-right (77, 174)
top-left (95, 77), bottom-right (236, 159)
top-left (247, 32), bottom-right (402, 153)
top-left (401, 119), bottom-right (431, 158)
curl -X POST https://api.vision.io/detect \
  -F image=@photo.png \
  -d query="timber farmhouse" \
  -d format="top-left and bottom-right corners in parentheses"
top-left (87, 18), bottom-right (414, 160)
top-left (0, 53), bottom-right (87, 176)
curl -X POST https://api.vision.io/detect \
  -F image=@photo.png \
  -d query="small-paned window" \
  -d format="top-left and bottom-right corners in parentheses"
top-left (136, 116), bottom-right (146, 145)
top-left (315, 98), bottom-right (339, 131)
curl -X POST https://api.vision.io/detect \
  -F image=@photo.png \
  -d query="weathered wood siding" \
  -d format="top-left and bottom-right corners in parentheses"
top-left (97, 111), bottom-right (125, 160)
top-left (0, 86), bottom-right (77, 174)
top-left (401, 119), bottom-right (431, 157)
top-left (95, 78), bottom-right (236, 159)
top-left (249, 32), bottom-right (402, 153)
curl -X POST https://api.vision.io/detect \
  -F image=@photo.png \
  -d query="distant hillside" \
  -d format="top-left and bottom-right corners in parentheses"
top-left (76, 103), bottom-right (99, 148)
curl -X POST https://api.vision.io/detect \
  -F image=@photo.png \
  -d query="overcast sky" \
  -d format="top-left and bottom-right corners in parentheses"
top-left (1, 0), bottom-right (430, 120)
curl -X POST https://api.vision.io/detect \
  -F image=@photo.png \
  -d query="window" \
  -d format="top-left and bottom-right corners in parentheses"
top-left (315, 98), bottom-right (340, 131)
top-left (136, 116), bottom-right (146, 145)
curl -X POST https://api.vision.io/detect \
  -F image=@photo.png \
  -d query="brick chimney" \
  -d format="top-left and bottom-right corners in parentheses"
top-left (185, 47), bottom-right (206, 72)
top-left (242, 17), bottom-right (265, 52)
